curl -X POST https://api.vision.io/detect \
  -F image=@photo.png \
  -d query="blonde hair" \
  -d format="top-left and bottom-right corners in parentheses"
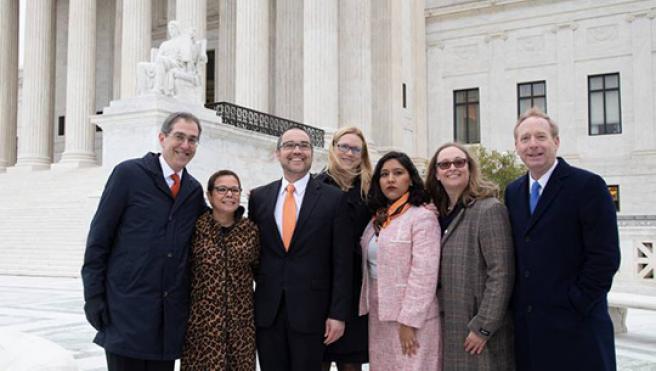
top-left (326, 127), bottom-right (372, 198)
top-left (425, 142), bottom-right (498, 216)
top-left (514, 107), bottom-right (559, 139)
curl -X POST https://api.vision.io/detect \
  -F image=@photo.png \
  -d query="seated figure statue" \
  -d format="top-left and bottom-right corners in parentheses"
top-left (137, 20), bottom-right (207, 104)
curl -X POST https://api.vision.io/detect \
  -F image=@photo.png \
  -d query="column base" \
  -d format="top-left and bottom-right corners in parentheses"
top-left (51, 160), bottom-right (99, 170)
top-left (54, 152), bottom-right (98, 169)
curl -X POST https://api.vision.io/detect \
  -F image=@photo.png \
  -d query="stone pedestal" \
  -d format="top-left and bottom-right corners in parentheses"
top-left (94, 96), bottom-right (328, 192)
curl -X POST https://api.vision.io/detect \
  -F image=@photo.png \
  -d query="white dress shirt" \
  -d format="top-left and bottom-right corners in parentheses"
top-left (274, 172), bottom-right (311, 237)
top-left (159, 155), bottom-right (183, 187)
top-left (529, 159), bottom-right (558, 197)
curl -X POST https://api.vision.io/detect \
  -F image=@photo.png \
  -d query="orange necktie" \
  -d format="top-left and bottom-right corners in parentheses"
top-left (282, 184), bottom-right (297, 251)
top-left (171, 173), bottom-right (180, 198)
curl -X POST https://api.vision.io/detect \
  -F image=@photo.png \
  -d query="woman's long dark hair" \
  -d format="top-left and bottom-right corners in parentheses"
top-left (367, 151), bottom-right (429, 213)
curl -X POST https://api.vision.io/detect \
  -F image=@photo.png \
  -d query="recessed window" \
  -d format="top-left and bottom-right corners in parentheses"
top-left (518, 81), bottom-right (546, 116)
top-left (453, 88), bottom-right (480, 144)
top-left (402, 83), bottom-right (407, 109)
top-left (205, 49), bottom-right (215, 104)
top-left (58, 116), bottom-right (65, 136)
top-left (588, 73), bottom-right (621, 135)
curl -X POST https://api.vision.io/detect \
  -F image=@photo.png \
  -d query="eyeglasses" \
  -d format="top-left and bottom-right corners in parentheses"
top-left (279, 141), bottom-right (312, 151)
top-left (335, 143), bottom-right (363, 154)
top-left (168, 132), bottom-right (199, 146)
top-left (436, 158), bottom-right (467, 170)
top-left (213, 186), bottom-right (242, 194)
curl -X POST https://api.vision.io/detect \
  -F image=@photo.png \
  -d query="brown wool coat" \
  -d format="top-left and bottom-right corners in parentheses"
top-left (437, 197), bottom-right (515, 371)
top-left (181, 209), bottom-right (260, 371)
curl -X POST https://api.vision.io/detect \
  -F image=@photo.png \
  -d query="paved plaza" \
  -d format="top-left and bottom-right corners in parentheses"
top-left (0, 275), bottom-right (654, 371)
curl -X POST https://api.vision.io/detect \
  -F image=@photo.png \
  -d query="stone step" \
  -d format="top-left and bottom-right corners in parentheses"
top-left (0, 167), bottom-right (107, 277)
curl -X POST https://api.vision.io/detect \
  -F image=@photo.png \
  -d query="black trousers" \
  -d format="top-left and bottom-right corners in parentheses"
top-left (256, 296), bottom-right (326, 371)
top-left (106, 351), bottom-right (175, 371)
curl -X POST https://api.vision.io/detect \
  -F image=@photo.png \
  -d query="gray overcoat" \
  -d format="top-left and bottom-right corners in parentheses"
top-left (437, 197), bottom-right (515, 370)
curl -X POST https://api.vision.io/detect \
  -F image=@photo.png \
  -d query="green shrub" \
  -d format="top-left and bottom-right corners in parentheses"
top-left (472, 146), bottom-right (526, 201)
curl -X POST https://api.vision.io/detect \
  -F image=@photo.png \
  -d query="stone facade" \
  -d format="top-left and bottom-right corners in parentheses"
top-left (0, 0), bottom-right (655, 281)
top-left (425, 0), bottom-right (656, 216)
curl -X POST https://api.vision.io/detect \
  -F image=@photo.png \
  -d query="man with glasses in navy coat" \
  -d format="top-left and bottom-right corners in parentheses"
top-left (82, 112), bottom-right (207, 371)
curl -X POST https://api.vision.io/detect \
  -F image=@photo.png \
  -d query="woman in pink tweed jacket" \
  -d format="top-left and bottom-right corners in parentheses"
top-left (358, 151), bottom-right (442, 371)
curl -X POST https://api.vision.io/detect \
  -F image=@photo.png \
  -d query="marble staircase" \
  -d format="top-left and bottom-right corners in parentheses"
top-left (0, 166), bottom-right (109, 277)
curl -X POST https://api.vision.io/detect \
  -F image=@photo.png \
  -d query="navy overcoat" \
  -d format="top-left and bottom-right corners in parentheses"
top-left (82, 153), bottom-right (206, 360)
top-left (505, 158), bottom-right (620, 371)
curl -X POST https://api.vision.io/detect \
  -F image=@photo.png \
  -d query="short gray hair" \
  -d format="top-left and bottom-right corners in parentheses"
top-left (514, 107), bottom-right (559, 139)
top-left (161, 112), bottom-right (202, 137)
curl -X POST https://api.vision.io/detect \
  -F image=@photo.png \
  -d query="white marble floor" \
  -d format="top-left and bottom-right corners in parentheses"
top-left (0, 275), bottom-right (654, 371)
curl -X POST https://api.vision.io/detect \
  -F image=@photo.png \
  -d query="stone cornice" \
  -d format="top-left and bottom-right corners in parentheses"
top-left (425, 0), bottom-right (531, 19)
top-left (549, 22), bottom-right (579, 33)
top-left (484, 31), bottom-right (508, 43)
top-left (625, 9), bottom-right (656, 23)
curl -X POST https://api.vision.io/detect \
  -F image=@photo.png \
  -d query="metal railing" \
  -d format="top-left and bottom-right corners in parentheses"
top-left (205, 102), bottom-right (325, 148)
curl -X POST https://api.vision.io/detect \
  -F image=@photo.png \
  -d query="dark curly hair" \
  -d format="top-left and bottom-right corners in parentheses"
top-left (367, 151), bottom-right (429, 213)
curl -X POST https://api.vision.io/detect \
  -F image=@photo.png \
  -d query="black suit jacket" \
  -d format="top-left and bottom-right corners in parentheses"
top-left (505, 158), bottom-right (620, 371)
top-left (248, 175), bottom-right (353, 333)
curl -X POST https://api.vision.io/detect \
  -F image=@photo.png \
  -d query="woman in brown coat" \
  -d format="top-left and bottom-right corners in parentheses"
top-left (181, 170), bottom-right (259, 371)
top-left (426, 143), bottom-right (515, 371)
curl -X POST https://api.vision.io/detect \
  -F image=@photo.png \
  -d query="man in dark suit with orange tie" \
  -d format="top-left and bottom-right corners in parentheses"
top-left (505, 108), bottom-right (620, 371)
top-left (248, 127), bottom-right (352, 371)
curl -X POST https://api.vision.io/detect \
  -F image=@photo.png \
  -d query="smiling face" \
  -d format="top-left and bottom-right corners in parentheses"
top-left (379, 159), bottom-right (411, 203)
top-left (276, 128), bottom-right (313, 182)
top-left (515, 116), bottom-right (560, 179)
top-left (334, 133), bottom-right (363, 171)
top-left (208, 175), bottom-right (241, 216)
top-left (158, 118), bottom-right (199, 173)
top-left (436, 145), bottom-right (470, 197)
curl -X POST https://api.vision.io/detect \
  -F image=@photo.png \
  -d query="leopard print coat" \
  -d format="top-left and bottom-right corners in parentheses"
top-left (181, 208), bottom-right (260, 371)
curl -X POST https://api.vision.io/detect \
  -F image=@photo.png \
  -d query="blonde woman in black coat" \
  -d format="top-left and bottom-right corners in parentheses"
top-left (318, 127), bottom-right (373, 371)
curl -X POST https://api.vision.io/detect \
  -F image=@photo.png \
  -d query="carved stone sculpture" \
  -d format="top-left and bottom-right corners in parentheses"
top-left (137, 21), bottom-right (207, 104)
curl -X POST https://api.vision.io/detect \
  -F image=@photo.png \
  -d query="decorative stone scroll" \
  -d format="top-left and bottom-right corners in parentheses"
top-left (137, 20), bottom-right (207, 104)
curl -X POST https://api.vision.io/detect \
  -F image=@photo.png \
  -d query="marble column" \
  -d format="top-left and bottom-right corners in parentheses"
top-left (371, 0), bottom-right (403, 149)
top-left (113, 0), bottom-right (123, 100)
top-left (217, 0), bottom-right (236, 103)
top-left (274, 0), bottom-right (304, 121)
top-left (217, 0), bottom-right (270, 112)
top-left (411, 0), bottom-right (428, 159)
top-left (338, 0), bottom-right (372, 136)
top-left (0, 0), bottom-right (19, 171)
top-left (177, 0), bottom-right (207, 104)
top-left (58, 0), bottom-right (97, 167)
top-left (303, 0), bottom-right (338, 130)
top-left (119, 0), bottom-right (151, 98)
top-left (627, 13), bottom-right (656, 152)
top-left (234, 0), bottom-right (270, 112)
top-left (13, 0), bottom-right (56, 170)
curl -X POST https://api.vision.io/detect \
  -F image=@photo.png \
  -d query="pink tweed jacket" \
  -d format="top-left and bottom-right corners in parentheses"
top-left (358, 206), bottom-right (441, 328)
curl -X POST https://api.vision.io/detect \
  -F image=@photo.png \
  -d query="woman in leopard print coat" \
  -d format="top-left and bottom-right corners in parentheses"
top-left (181, 170), bottom-right (260, 371)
